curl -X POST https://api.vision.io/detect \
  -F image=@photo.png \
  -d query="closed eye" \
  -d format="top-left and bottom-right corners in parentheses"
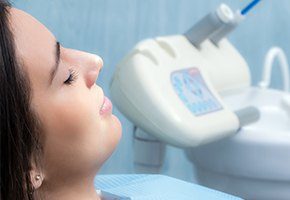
top-left (64, 69), bottom-right (78, 85)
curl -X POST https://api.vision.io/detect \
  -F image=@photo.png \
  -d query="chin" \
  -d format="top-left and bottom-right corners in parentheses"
top-left (102, 114), bottom-right (122, 161)
top-left (111, 114), bottom-right (122, 143)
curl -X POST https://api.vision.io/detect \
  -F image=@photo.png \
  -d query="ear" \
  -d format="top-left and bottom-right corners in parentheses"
top-left (30, 165), bottom-right (44, 190)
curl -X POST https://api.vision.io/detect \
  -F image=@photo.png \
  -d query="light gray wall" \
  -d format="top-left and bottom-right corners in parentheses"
top-left (14, 0), bottom-right (290, 182)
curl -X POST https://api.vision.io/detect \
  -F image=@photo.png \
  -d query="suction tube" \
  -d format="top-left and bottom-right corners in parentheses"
top-left (184, 4), bottom-right (234, 48)
top-left (210, 11), bottom-right (245, 45)
top-left (210, 0), bottom-right (262, 45)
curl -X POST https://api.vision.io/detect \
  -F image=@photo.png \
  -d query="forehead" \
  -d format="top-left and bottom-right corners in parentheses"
top-left (9, 8), bottom-right (56, 89)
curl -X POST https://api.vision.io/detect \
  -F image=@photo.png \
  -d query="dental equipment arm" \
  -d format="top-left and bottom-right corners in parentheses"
top-left (186, 0), bottom-right (262, 46)
top-left (110, 2), bottom-right (261, 149)
top-left (184, 4), bottom-right (234, 48)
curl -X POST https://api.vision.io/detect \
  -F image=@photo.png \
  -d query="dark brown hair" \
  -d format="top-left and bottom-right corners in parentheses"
top-left (0, 1), bottom-right (42, 199)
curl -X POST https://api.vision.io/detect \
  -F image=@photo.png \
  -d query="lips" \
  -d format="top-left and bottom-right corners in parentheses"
top-left (99, 96), bottom-right (113, 116)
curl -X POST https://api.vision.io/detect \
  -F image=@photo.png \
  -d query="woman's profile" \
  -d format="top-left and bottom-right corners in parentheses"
top-left (0, 0), bottom-right (122, 199)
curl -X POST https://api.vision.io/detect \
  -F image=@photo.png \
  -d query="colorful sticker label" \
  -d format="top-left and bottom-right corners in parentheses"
top-left (171, 67), bottom-right (223, 116)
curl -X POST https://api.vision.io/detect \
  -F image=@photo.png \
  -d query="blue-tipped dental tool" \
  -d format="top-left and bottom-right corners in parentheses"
top-left (241, 0), bottom-right (262, 15)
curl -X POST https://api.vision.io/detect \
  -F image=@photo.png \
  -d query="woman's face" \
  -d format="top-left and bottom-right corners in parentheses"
top-left (10, 8), bottom-right (122, 182)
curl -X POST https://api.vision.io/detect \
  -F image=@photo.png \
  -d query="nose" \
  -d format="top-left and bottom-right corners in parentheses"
top-left (84, 53), bottom-right (103, 89)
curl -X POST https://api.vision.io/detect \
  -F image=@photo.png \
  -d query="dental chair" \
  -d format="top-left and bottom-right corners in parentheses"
top-left (94, 174), bottom-right (242, 200)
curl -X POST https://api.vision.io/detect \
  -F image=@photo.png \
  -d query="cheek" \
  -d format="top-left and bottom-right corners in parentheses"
top-left (38, 88), bottom-right (121, 174)
top-left (43, 91), bottom-right (101, 156)
top-left (51, 95), bottom-right (97, 135)
top-left (43, 86), bottom-right (100, 136)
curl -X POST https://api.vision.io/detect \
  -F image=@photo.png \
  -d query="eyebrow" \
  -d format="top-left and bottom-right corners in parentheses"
top-left (49, 41), bottom-right (61, 85)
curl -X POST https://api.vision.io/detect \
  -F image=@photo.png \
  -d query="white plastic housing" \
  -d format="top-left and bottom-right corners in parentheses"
top-left (110, 35), bottom-right (251, 147)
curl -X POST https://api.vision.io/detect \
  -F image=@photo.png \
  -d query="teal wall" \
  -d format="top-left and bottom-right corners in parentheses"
top-left (14, 0), bottom-right (290, 182)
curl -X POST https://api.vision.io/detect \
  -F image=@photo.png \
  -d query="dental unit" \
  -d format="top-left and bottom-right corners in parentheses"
top-left (110, 0), bottom-right (290, 199)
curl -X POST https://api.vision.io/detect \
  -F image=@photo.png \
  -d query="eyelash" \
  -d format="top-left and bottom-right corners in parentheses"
top-left (64, 69), bottom-right (78, 85)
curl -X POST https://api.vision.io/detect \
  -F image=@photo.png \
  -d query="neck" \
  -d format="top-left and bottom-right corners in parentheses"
top-left (36, 175), bottom-right (101, 200)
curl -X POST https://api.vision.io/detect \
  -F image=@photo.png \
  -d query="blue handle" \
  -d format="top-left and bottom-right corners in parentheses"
top-left (241, 0), bottom-right (262, 15)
